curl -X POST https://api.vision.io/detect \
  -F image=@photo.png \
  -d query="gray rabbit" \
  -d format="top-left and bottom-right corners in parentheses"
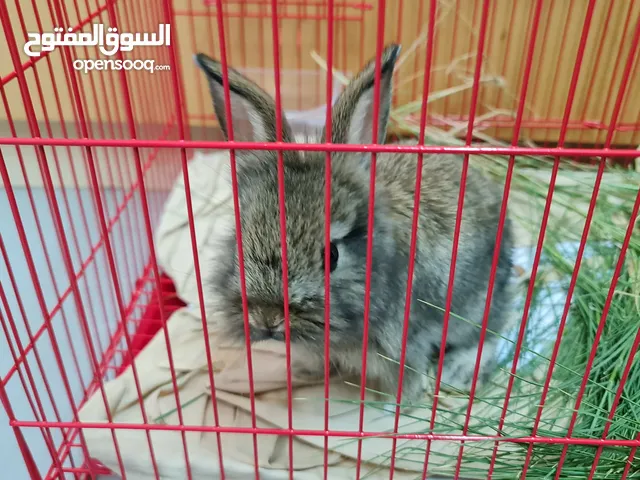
top-left (195, 44), bottom-right (513, 408)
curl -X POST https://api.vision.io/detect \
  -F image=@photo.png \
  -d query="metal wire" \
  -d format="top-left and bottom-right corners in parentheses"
top-left (1, 1), bottom-right (639, 479)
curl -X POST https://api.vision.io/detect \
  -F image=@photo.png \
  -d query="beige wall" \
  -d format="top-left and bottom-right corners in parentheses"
top-left (1, 0), bottom-right (639, 146)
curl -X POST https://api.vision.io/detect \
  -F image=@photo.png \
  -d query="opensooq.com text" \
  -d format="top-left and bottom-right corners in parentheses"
top-left (72, 58), bottom-right (170, 74)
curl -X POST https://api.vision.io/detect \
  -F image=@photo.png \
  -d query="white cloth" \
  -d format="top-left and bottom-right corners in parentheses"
top-left (79, 151), bottom-right (568, 479)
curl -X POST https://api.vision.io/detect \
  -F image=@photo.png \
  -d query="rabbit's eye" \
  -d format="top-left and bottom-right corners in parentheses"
top-left (330, 242), bottom-right (339, 272)
top-left (322, 242), bottom-right (339, 272)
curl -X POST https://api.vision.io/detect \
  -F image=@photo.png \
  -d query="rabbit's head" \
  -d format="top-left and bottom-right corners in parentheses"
top-left (196, 45), bottom-right (402, 349)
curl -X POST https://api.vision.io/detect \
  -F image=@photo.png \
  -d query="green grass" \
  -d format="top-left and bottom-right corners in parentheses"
top-left (325, 154), bottom-right (640, 479)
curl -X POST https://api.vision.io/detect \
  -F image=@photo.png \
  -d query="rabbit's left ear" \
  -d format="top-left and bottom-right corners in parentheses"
top-left (195, 53), bottom-right (294, 143)
top-left (323, 44), bottom-right (400, 145)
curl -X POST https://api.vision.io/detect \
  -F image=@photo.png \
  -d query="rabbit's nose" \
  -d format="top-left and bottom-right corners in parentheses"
top-left (263, 311), bottom-right (285, 332)
top-left (249, 308), bottom-right (285, 331)
top-left (248, 310), bottom-right (286, 342)
top-left (268, 316), bottom-right (285, 332)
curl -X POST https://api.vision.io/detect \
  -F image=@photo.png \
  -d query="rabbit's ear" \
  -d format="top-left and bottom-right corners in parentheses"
top-left (324, 44), bottom-right (400, 145)
top-left (195, 53), bottom-right (293, 143)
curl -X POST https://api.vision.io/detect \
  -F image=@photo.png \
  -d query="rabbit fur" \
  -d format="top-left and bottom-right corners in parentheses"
top-left (195, 44), bottom-right (514, 408)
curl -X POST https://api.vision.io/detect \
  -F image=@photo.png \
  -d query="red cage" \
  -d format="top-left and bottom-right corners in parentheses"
top-left (1, 0), bottom-right (640, 479)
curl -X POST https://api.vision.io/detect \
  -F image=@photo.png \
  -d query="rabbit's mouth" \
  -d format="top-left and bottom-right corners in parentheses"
top-left (250, 329), bottom-right (286, 343)
top-left (216, 298), bottom-right (332, 346)
top-left (248, 315), bottom-right (286, 342)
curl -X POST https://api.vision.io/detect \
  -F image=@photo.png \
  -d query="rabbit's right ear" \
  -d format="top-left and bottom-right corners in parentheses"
top-left (324, 44), bottom-right (401, 145)
top-left (195, 53), bottom-right (293, 143)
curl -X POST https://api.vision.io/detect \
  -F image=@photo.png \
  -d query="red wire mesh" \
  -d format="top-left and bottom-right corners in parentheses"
top-left (0, 0), bottom-right (639, 479)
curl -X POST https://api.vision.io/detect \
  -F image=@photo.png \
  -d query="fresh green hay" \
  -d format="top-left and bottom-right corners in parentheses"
top-left (475, 157), bottom-right (640, 479)
top-left (324, 151), bottom-right (640, 480)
